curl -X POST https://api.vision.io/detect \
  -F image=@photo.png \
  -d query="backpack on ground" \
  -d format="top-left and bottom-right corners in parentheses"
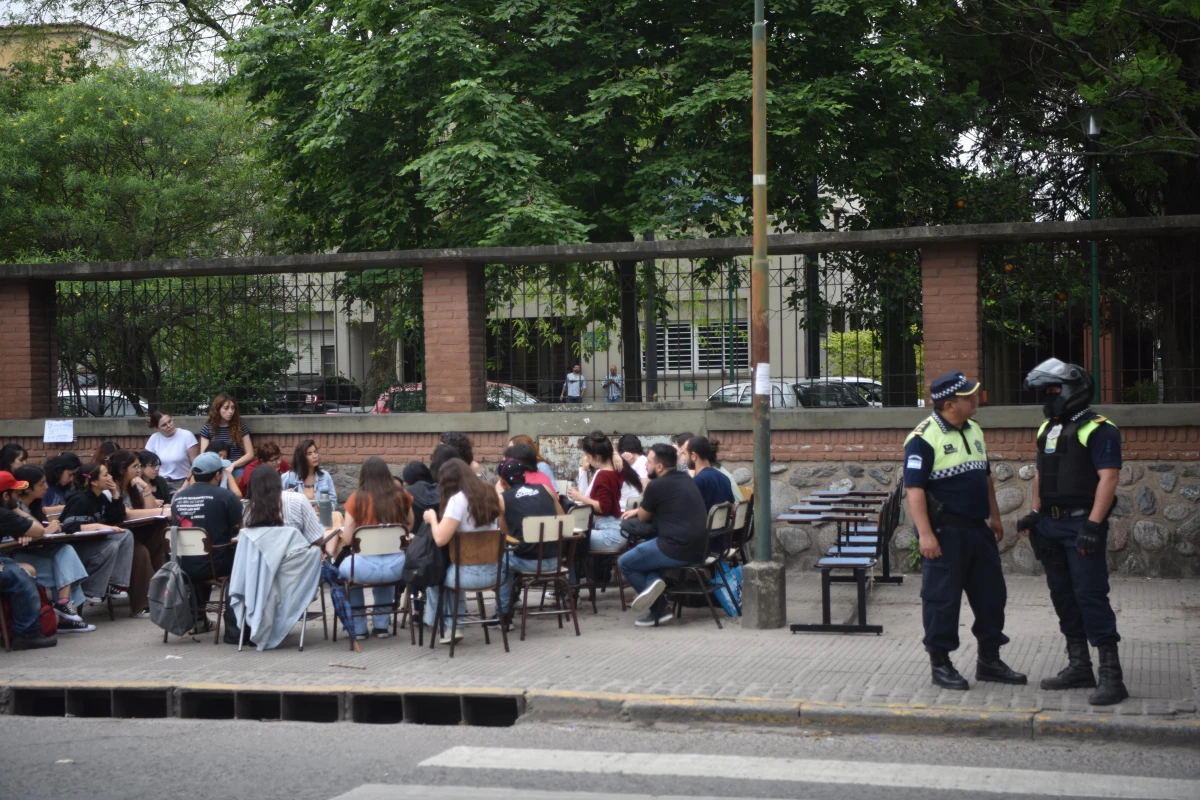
top-left (2, 582), bottom-right (58, 638)
top-left (149, 559), bottom-right (198, 638)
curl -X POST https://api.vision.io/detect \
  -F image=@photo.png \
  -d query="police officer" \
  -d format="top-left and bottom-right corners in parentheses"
top-left (1017, 358), bottom-right (1127, 705)
top-left (904, 371), bottom-right (1026, 690)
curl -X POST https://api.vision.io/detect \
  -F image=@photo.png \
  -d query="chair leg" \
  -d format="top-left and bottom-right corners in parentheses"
top-left (107, 592), bottom-right (115, 622)
top-left (520, 583), bottom-right (530, 642)
top-left (477, 592), bottom-right (490, 646)
top-left (448, 593), bottom-right (459, 659)
top-left (0, 606), bottom-right (10, 652)
top-left (496, 587), bottom-right (510, 653)
top-left (214, 583), bottom-right (225, 645)
top-left (320, 587), bottom-right (329, 640)
top-left (695, 568), bottom-right (723, 630)
top-left (299, 604), bottom-right (307, 652)
top-left (615, 560), bottom-right (629, 611)
top-left (563, 578), bottom-right (581, 636)
top-left (555, 587), bottom-right (564, 629)
top-left (820, 569), bottom-right (832, 625)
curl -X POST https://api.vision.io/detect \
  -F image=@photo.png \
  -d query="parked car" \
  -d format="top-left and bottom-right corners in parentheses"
top-left (708, 381), bottom-right (803, 409)
top-left (792, 380), bottom-right (872, 408)
top-left (57, 388), bottom-right (148, 417)
top-left (371, 382), bottom-right (539, 413)
top-left (827, 376), bottom-right (884, 407)
top-left (270, 374), bottom-right (364, 413)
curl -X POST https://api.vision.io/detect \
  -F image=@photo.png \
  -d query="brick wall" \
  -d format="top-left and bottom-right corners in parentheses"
top-left (422, 261), bottom-right (488, 413)
top-left (10, 432), bottom-right (511, 467)
top-left (0, 280), bottom-right (57, 420)
top-left (710, 426), bottom-right (1200, 463)
top-left (920, 244), bottom-right (981, 405)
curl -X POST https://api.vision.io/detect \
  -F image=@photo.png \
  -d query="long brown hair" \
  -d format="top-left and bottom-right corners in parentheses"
top-left (205, 393), bottom-right (245, 444)
top-left (92, 441), bottom-right (120, 467)
top-left (509, 434), bottom-right (544, 463)
top-left (292, 438), bottom-right (324, 483)
top-left (437, 458), bottom-right (499, 526)
top-left (245, 466), bottom-right (284, 527)
top-left (108, 449), bottom-right (146, 509)
top-left (352, 456), bottom-right (410, 525)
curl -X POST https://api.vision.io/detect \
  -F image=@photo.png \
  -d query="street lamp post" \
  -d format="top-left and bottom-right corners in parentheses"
top-left (1084, 109), bottom-right (1103, 402)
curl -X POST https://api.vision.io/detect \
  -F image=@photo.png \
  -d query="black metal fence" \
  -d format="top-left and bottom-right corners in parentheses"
top-left (56, 270), bottom-right (425, 418)
top-left (980, 237), bottom-right (1199, 405)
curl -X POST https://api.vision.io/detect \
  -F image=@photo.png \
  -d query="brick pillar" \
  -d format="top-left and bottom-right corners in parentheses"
top-left (920, 243), bottom-right (981, 405)
top-left (0, 280), bottom-right (57, 420)
top-left (422, 261), bottom-right (488, 413)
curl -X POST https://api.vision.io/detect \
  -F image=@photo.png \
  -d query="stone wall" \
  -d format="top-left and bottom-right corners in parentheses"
top-left (726, 459), bottom-right (1200, 579)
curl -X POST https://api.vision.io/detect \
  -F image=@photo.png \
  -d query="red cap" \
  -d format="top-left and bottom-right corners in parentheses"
top-left (0, 471), bottom-right (29, 493)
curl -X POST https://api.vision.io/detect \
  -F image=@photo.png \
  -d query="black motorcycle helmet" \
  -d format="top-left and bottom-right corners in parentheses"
top-left (1024, 358), bottom-right (1094, 418)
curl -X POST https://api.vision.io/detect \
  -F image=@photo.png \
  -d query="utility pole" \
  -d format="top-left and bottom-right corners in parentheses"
top-left (742, 0), bottom-right (786, 629)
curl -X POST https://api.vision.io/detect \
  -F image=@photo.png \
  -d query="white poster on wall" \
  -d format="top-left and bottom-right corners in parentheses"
top-left (43, 419), bottom-right (74, 444)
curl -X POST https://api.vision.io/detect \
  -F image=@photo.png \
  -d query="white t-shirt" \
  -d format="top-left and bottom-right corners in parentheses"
top-left (145, 429), bottom-right (199, 481)
top-left (443, 491), bottom-right (499, 532)
top-left (282, 492), bottom-right (326, 544)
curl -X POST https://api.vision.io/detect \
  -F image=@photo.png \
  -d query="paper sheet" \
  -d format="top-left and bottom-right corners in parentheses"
top-left (754, 362), bottom-right (772, 396)
top-left (43, 419), bottom-right (74, 444)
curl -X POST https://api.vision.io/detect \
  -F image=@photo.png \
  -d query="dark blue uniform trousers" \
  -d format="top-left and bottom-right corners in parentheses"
top-left (921, 523), bottom-right (1009, 655)
top-left (1035, 516), bottom-right (1119, 647)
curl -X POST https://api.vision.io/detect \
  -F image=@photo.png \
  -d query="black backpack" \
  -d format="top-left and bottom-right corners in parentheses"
top-left (400, 529), bottom-right (446, 589)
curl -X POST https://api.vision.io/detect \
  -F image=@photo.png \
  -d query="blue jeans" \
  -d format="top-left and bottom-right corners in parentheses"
top-left (618, 541), bottom-right (691, 616)
top-left (424, 562), bottom-right (504, 630)
top-left (338, 552), bottom-right (406, 636)
top-left (590, 516), bottom-right (626, 553)
top-left (605, 397), bottom-right (621, 403)
top-left (500, 554), bottom-right (560, 615)
top-left (14, 545), bottom-right (88, 606)
top-left (0, 557), bottom-right (44, 637)
top-left (563, 396), bottom-right (582, 403)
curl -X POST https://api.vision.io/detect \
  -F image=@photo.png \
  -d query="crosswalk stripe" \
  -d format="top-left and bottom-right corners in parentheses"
top-left (418, 746), bottom-right (1200, 800)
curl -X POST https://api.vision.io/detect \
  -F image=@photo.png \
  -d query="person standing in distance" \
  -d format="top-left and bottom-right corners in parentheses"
top-left (904, 371), bottom-right (1026, 690)
top-left (560, 363), bottom-right (586, 403)
top-left (1017, 359), bottom-right (1127, 705)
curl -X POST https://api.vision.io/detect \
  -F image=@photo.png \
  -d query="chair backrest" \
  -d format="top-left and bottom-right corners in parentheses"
top-left (706, 502), bottom-right (734, 536)
top-left (450, 528), bottom-right (505, 566)
top-left (570, 504), bottom-right (594, 534)
top-left (171, 526), bottom-right (212, 558)
top-left (732, 500), bottom-right (750, 530)
top-left (624, 494), bottom-right (643, 512)
top-left (352, 524), bottom-right (409, 556)
top-left (520, 515), bottom-right (574, 544)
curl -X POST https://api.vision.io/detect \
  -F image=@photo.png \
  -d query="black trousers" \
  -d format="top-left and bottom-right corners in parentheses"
top-left (1036, 516), bottom-right (1119, 647)
top-left (921, 523), bottom-right (1010, 655)
top-left (181, 558), bottom-right (237, 633)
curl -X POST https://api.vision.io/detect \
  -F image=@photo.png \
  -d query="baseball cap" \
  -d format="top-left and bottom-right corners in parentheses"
top-left (930, 370), bottom-right (981, 401)
top-left (192, 452), bottom-right (231, 476)
top-left (0, 471), bottom-right (29, 493)
top-left (498, 458), bottom-right (527, 485)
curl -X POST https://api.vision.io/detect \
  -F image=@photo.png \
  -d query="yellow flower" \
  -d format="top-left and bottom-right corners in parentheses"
top-left (58, 117), bottom-right (64, 123)
top-left (185, 116), bottom-right (192, 122)
top-left (19, 138), bottom-right (23, 144)
top-left (164, 108), bottom-right (170, 113)
top-left (136, 113), bottom-right (141, 118)
top-left (183, 159), bottom-right (188, 165)
top-left (48, 97), bottom-right (54, 103)
top-left (117, 62), bottom-right (124, 68)
top-left (59, 134), bottom-right (65, 139)
top-left (84, 116), bottom-right (88, 121)
top-left (123, 120), bottom-right (129, 125)
top-left (98, 106), bottom-right (103, 111)
top-left (122, 90), bottom-right (128, 94)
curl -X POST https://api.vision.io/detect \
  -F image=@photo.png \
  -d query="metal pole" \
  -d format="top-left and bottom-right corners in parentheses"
top-left (1089, 140), bottom-right (1101, 402)
top-left (751, 0), bottom-right (772, 564)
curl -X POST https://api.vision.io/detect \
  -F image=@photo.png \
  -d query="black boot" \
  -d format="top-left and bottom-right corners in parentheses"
top-left (976, 651), bottom-right (1028, 685)
top-left (1088, 644), bottom-right (1129, 706)
top-left (1040, 637), bottom-right (1096, 690)
top-left (930, 650), bottom-right (969, 690)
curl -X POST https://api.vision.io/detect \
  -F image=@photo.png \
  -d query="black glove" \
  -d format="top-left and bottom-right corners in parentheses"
top-left (1016, 510), bottom-right (1041, 533)
top-left (1076, 519), bottom-right (1107, 554)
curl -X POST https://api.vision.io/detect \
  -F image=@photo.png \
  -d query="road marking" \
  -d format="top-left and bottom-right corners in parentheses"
top-left (330, 787), bottom-right (795, 800)
top-left (418, 746), bottom-right (1200, 800)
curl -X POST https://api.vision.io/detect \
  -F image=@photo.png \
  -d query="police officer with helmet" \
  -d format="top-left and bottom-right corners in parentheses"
top-left (904, 371), bottom-right (1027, 690)
top-left (1017, 358), bottom-right (1128, 705)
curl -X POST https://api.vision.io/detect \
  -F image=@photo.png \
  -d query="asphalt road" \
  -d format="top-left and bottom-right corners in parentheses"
top-left (1, 716), bottom-right (1197, 800)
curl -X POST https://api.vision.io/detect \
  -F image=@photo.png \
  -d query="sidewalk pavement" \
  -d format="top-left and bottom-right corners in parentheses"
top-left (2, 573), bottom-right (1197, 744)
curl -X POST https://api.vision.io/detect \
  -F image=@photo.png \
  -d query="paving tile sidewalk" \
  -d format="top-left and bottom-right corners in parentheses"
top-left (2, 575), bottom-right (1197, 724)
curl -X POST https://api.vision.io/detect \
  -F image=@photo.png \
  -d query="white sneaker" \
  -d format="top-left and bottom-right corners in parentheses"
top-left (134, 609), bottom-right (151, 619)
top-left (630, 579), bottom-right (666, 614)
top-left (439, 630), bottom-right (465, 645)
top-left (85, 596), bottom-right (104, 606)
top-left (634, 610), bottom-right (675, 628)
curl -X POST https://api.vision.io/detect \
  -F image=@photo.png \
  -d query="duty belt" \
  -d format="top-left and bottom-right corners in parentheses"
top-left (1046, 506), bottom-right (1089, 520)
top-left (938, 512), bottom-right (989, 529)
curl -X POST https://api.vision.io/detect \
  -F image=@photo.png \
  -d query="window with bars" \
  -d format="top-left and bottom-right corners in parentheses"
top-left (646, 323), bottom-right (695, 372)
top-left (696, 321), bottom-right (749, 370)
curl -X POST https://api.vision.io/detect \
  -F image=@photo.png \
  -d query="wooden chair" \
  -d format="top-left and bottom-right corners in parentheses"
top-left (339, 523), bottom-right (410, 650)
top-left (432, 529), bottom-right (509, 658)
top-left (165, 526), bottom-right (235, 645)
top-left (663, 502), bottom-right (736, 628)
top-left (725, 497), bottom-right (754, 565)
top-left (514, 515), bottom-right (583, 640)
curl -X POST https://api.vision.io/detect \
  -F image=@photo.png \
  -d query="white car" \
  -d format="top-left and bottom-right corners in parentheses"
top-left (708, 381), bottom-right (802, 409)
top-left (58, 388), bottom-right (148, 417)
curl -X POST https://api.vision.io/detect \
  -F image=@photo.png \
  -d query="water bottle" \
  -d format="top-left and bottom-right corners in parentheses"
top-left (318, 490), bottom-right (333, 528)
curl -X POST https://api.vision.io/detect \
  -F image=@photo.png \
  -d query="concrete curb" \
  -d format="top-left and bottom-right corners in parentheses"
top-left (3, 680), bottom-right (1197, 747)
